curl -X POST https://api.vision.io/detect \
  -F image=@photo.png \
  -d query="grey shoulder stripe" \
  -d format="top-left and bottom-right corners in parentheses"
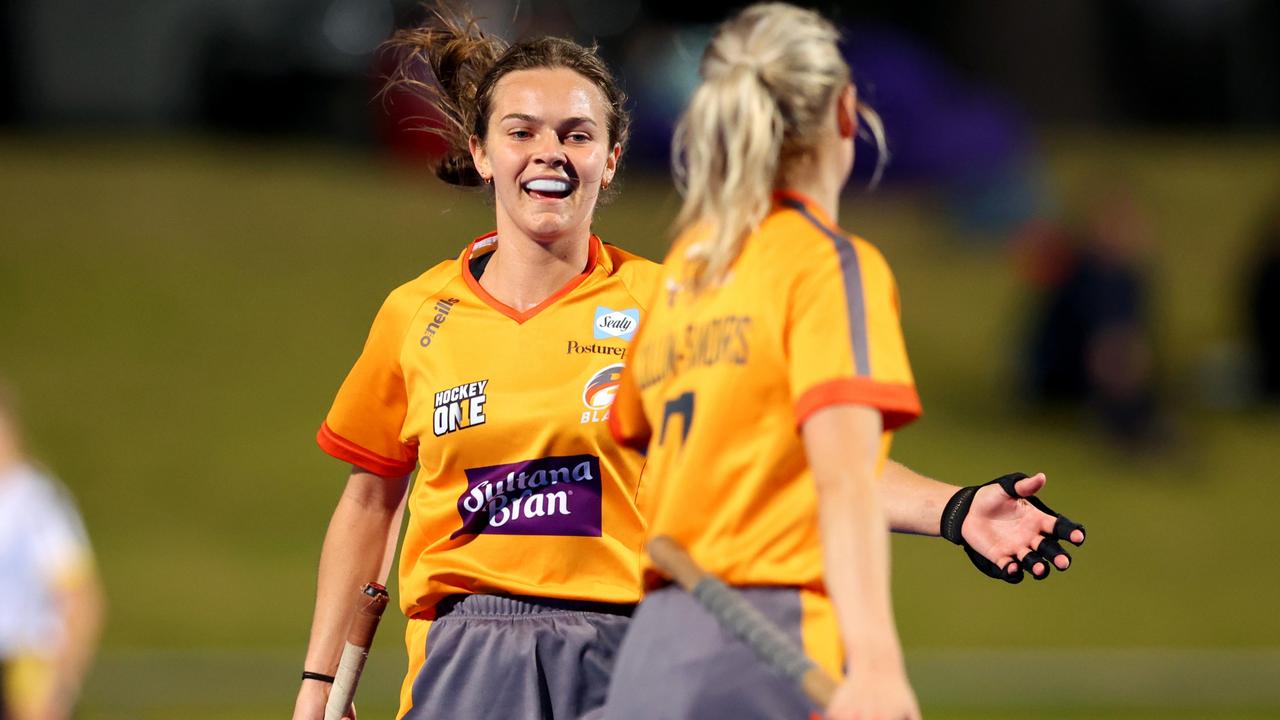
top-left (780, 199), bottom-right (871, 377)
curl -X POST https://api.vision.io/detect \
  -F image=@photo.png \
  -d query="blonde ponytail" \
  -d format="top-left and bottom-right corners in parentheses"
top-left (673, 60), bottom-right (783, 289)
top-left (672, 3), bottom-right (886, 289)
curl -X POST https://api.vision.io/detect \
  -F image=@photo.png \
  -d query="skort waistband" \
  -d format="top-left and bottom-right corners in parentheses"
top-left (435, 593), bottom-right (635, 619)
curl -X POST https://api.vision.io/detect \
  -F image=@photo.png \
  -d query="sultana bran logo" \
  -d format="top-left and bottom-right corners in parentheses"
top-left (450, 454), bottom-right (602, 538)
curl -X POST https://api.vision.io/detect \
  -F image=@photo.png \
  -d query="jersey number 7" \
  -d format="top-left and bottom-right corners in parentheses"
top-left (659, 391), bottom-right (695, 448)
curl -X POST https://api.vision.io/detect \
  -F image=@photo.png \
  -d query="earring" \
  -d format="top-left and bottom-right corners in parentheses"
top-left (602, 179), bottom-right (610, 190)
top-left (483, 175), bottom-right (492, 185)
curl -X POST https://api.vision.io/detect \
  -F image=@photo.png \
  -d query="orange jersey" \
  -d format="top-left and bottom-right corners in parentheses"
top-left (610, 191), bottom-right (922, 591)
top-left (319, 234), bottom-right (661, 618)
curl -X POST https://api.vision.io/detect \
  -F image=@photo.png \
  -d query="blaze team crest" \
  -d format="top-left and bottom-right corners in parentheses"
top-left (581, 363), bottom-right (623, 424)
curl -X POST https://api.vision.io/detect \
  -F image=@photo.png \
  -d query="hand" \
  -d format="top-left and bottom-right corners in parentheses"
top-left (825, 663), bottom-right (921, 720)
top-left (293, 679), bottom-right (355, 720)
top-left (956, 472), bottom-right (1086, 583)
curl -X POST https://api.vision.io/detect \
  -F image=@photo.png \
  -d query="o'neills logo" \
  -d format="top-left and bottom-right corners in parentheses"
top-left (420, 298), bottom-right (460, 348)
top-left (450, 454), bottom-right (602, 538)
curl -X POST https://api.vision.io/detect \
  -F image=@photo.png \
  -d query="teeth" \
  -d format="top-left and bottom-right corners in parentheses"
top-left (524, 179), bottom-right (572, 194)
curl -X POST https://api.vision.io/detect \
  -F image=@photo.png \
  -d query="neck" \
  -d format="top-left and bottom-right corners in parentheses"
top-left (778, 148), bottom-right (845, 224)
top-left (479, 227), bottom-right (592, 312)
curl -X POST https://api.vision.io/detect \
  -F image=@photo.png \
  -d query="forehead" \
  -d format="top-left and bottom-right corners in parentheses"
top-left (489, 68), bottom-right (608, 123)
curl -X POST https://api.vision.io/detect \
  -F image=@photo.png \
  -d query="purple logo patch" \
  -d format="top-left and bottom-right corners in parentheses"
top-left (450, 454), bottom-right (603, 539)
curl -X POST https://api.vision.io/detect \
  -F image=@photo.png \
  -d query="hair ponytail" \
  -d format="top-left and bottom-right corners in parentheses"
top-left (674, 62), bottom-right (783, 289)
top-left (381, 8), bottom-right (507, 186)
top-left (672, 3), bottom-right (886, 290)
top-left (381, 5), bottom-right (631, 188)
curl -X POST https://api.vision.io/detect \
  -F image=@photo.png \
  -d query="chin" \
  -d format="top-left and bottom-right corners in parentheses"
top-left (523, 215), bottom-right (579, 242)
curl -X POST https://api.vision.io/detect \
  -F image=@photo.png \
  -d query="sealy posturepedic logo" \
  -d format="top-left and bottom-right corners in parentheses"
top-left (450, 454), bottom-right (602, 538)
top-left (594, 306), bottom-right (639, 341)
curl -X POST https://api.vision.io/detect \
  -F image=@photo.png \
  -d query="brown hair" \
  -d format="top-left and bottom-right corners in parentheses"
top-left (382, 6), bottom-right (631, 186)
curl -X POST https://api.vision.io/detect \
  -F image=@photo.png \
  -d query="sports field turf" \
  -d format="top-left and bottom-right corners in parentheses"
top-left (2, 134), bottom-right (1278, 717)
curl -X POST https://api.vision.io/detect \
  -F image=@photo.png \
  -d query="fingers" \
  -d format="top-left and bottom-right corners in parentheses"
top-left (993, 472), bottom-right (1029, 498)
top-left (1055, 516), bottom-right (1086, 546)
top-left (1025, 495), bottom-right (1086, 545)
top-left (1001, 559), bottom-right (1023, 584)
top-left (964, 545), bottom-right (1023, 583)
top-left (1011, 472), bottom-right (1047, 498)
top-left (1018, 548), bottom-right (1050, 580)
top-left (1036, 535), bottom-right (1072, 571)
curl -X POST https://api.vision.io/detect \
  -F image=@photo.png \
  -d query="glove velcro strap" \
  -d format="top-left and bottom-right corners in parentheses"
top-left (940, 485), bottom-right (980, 545)
top-left (941, 472), bottom-right (1030, 546)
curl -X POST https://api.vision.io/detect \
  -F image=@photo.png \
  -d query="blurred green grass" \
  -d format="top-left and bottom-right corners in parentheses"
top-left (2, 133), bottom-right (1278, 717)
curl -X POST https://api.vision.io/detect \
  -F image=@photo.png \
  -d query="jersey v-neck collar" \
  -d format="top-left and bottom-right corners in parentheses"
top-left (460, 232), bottom-right (604, 324)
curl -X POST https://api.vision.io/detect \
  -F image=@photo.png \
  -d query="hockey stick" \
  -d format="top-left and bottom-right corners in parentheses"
top-left (647, 535), bottom-right (838, 709)
top-left (324, 582), bottom-right (391, 720)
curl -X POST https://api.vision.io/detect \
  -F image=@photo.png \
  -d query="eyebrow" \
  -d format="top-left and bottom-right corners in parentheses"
top-left (500, 113), bottom-right (599, 127)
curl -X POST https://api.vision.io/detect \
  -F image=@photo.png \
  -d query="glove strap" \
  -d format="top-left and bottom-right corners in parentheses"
top-left (940, 472), bottom-right (1029, 545)
top-left (940, 485), bottom-right (979, 544)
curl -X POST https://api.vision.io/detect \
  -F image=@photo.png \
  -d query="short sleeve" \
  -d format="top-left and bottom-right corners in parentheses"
top-left (788, 237), bottom-right (922, 430)
top-left (317, 291), bottom-right (420, 477)
top-left (607, 355), bottom-right (651, 452)
top-left (33, 481), bottom-right (94, 588)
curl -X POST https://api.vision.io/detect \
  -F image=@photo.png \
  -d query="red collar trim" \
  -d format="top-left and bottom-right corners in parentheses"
top-left (460, 233), bottom-right (602, 324)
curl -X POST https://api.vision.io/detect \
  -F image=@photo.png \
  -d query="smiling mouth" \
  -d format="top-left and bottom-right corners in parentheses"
top-left (522, 178), bottom-right (575, 200)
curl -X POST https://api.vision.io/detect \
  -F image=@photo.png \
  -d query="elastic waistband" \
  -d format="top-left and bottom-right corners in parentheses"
top-left (435, 593), bottom-right (635, 619)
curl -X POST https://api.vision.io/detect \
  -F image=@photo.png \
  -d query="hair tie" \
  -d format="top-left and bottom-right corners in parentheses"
top-left (302, 670), bottom-right (335, 684)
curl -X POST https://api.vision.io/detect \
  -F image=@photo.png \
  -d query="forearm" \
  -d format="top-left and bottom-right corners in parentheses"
top-left (47, 570), bottom-right (105, 714)
top-left (803, 406), bottom-right (905, 667)
top-left (302, 470), bottom-right (408, 675)
top-left (817, 466), bottom-right (904, 667)
top-left (881, 459), bottom-right (957, 536)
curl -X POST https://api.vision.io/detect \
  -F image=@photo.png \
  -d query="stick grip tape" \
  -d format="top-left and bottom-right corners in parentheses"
top-left (323, 583), bottom-right (391, 720)
top-left (647, 536), bottom-right (838, 709)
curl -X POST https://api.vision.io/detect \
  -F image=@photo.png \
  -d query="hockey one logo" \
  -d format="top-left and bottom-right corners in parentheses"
top-left (580, 363), bottom-right (623, 424)
top-left (594, 306), bottom-right (639, 341)
top-left (433, 380), bottom-right (488, 437)
top-left (450, 454), bottom-right (603, 538)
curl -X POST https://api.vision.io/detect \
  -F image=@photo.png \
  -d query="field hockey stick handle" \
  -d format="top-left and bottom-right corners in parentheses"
top-left (646, 535), bottom-right (709, 591)
top-left (646, 535), bottom-right (839, 709)
top-left (324, 583), bottom-right (390, 720)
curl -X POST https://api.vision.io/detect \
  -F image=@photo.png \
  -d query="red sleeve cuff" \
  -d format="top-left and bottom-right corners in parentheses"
top-left (794, 377), bottom-right (922, 431)
top-left (316, 421), bottom-right (417, 477)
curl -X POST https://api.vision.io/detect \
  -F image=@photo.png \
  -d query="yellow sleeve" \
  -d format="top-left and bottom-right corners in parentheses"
top-left (608, 347), bottom-right (652, 452)
top-left (788, 236), bottom-right (921, 430)
top-left (317, 288), bottom-right (421, 477)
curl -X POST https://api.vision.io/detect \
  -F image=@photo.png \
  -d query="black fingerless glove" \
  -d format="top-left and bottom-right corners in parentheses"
top-left (940, 472), bottom-right (1086, 585)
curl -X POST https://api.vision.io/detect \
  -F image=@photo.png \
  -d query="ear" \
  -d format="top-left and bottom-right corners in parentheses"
top-left (601, 142), bottom-right (622, 187)
top-left (836, 84), bottom-right (857, 139)
top-left (468, 135), bottom-right (491, 182)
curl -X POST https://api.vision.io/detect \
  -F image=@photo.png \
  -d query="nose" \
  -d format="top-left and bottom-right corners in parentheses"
top-left (530, 134), bottom-right (567, 167)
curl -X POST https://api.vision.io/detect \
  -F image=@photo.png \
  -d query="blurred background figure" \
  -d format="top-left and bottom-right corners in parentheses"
top-left (1017, 189), bottom-right (1168, 449)
top-left (1246, 203), bottom-right (1280, 404)
top-left (0, 381), bottom-right (104, 720)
